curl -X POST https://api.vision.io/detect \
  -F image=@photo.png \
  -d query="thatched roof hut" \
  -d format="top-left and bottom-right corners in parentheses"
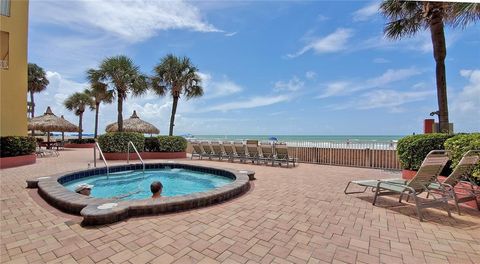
top-left (28, 106), bottom-right (80, 142)
top-left (105, 110), bottom-right (160, 134)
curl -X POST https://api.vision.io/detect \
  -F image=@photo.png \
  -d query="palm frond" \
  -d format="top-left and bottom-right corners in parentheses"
top-left (446, 2), bottom-right (480, 28)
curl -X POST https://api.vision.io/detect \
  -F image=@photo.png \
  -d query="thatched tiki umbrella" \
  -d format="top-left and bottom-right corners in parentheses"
top-left (105, 110), bottom-right (159, 134)
top-left (28, 106), bottom-right (80, 143)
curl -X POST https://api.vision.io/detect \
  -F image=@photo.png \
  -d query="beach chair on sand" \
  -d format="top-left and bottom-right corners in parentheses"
top-left (274, 144), bottom-right (296, 167)
top-left (234, 142), bottom-right (247, 163)
top-left (222, 143), bottom-right (236, 162)
top-left (210, 142), bottom-right (224, 160)
top-left (246, 143), bottom-right (260, 164)
top-left (344, 150), bottom-right (451, 221)
top-left (428, 150), bottom-right (480, 214)
top-left (260, 143), bottom-right (275, 166)
top-left (191, 142), bottom-right (206, 159)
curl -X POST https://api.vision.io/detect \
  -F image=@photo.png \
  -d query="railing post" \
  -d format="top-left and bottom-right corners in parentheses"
top-left (127, 143), bottom-right (130, 164)
top-left (93, 145), bottom-right (97, 167)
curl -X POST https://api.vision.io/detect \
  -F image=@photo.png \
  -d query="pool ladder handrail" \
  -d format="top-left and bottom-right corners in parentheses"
top-left (93, 142), bottom-right (109, 177)
top-left (127, 141), bottom-right (145, 173)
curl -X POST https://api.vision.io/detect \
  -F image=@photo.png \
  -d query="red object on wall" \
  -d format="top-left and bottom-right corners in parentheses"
top-left (424, 119), bottom-right (435, 134)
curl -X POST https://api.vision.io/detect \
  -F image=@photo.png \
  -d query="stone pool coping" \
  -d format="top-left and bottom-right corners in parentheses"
top-left (28, 162), bottom-right (251, 225)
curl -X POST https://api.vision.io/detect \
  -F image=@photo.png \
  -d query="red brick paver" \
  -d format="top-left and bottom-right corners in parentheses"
top-left (1, 148), bottom-right (479, 263)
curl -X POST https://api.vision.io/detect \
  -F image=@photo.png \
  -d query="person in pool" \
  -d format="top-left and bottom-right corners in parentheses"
top-left (75, 183), bottom-right (93, 196)
top-left (150, 181), bottom-right (163, 199)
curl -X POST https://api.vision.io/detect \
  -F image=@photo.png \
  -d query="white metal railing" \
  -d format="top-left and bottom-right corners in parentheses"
top-left (287, 140), bottom-right (400, 170)
top-left (127, 141), bottom-right (145, 173)
top-left (93, 142), bottom-right (109, 177)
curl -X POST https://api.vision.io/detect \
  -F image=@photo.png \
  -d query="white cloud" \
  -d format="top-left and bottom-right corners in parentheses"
top-left (353, 2), bottom-right (380, 22)
top-left (204, 95), bottom-right (290, 112)
top-left (46, 71), bottom-right (89, 108)
top-left (274, 76), bottom-right (304, 92)
top-left (360, 31), bottom-right (458, 54)
top-left (373, 58), bottom-right (390, 64)
top-left (366, 68), bottom-right (421, 88)
top-left (305, 71), bottom-right (317, 80)
top-left (317, 67), bottom-right (422, 98)
top-left (198, 72), bottom-right (243, 99)
top-left (317, 81), bottom-right (350, 99)
top-left (357, 90), bottom-right (434, 110)
top-left (31, 0), bottom-right (221, 42)
top-left (225, 32), bottom-right (237, 37)
top-left (452, 69), bottom-right (480, 116)
top-left (326, 89), bottom-right (434, 112)
top-left (288, 28), bottom-right (353, 58)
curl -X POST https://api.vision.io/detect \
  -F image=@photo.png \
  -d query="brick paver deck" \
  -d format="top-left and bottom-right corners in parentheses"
top-left (1, 148), bottom-right (479, 263)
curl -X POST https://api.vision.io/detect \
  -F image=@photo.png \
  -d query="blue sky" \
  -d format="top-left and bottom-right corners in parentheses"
top-left (28, 0), bottom-right (480, 136)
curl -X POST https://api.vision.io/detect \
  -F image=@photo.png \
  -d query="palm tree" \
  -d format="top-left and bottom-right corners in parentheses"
top-left (85, 69), bottom-right (114, 138)
top-left (64, 92), bottom-right (94, 140)
top-left (28, 63), bottom-right (49, 118)
top-left (380, 1), bottom-right (480, 133)
top-left (94, 55), bottom-right (149, 132)
top-left (151, 54), bottom-right (203, 136)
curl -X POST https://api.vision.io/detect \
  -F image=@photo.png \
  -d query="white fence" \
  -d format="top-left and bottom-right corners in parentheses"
top-left (287, 141), bottom-right (400, 170)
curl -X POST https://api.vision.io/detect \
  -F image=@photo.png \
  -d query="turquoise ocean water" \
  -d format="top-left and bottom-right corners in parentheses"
top-left (191, 135), bottom-right (403, 143)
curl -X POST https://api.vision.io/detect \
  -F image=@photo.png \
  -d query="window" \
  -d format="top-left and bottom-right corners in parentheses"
top-left (0, 0), bottom-right (10, 16)
top-left (1, 31), bottom-right (8, 69)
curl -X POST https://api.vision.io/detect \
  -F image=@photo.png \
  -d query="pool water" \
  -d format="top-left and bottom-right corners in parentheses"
top-left (63, 168), bottom-right (234, 200)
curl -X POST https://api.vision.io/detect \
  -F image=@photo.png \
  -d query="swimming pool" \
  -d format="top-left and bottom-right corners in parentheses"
top-left (63, 168), bottom-right (234, 200)
top-left (33, 163), bottom-right (251, 225)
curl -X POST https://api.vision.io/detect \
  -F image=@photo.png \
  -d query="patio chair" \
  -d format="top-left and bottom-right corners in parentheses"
top-left (233, 142), bottom-right (248, 163)
top-left (200, 142), bottom-right (215, 159)
top-left (246, 143), bottom-right (260, 164)
top-left (274, 144), bottom-right (296, 167)
top-left (36, 144), bottom-right (59, 157)
top-left (210, 142), bottom-right (224, 160)
top-left (260, 143), bottom-right (275, 166)
top-left (344, 150), bottom-right (452, 221)
top-left (378, 151), bottom-right (452, 220)
top-left (428, 150), bottom-right (480, 214)
top-left (222, 143), bottom-right (236, 162)
top-left (191, 142), bottom-right (206, 159)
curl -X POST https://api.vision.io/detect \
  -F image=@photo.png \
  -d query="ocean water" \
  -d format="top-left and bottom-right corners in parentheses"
top-left (191, 135), bottom-right (403, 143)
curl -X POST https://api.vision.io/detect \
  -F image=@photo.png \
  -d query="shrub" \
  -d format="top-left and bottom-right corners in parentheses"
top-left (97, 132), bottom-right (144, 153)
top-left (444, 133), bottom-right (480, 180)
top-left (397, 133), bottom-right (453, 170)
top-left (144, 136), bottom-right (187, 152)
top-left (0, 136), bottom-right (37, 157)
top-left (68, 138), bottom-right (96, 144)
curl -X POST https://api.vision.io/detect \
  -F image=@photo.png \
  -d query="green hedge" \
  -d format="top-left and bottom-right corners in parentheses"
top-left (397, 133), bottom-right (453, 170)
top-left (144, 136), bottom-right (187, 152)
top-left (0, 136), bottom-right (37, 157)
top-left (97, 132), bottom-right (144, 153)
top-left (444, 133), bottom-right (480, 179)
top-left (68, 138), bottom-right (96, 144)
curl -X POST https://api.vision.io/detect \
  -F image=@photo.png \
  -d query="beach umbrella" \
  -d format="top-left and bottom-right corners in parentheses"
top-left (268, 136), bottom-right (278, 142)
top-left (28, 106), bottom-right (80, 143)
top-left (105, 110), bottom-right (160, 134)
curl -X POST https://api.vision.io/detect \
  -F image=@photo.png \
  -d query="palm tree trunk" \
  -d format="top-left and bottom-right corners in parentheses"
top-left (117, 96), bottom-right (123, 132)
top-left (429, 5), bottom-right (450, 133)
top-left (94, 102), bottom-right (100, 138)
top-left (30, 91), bottom-right (35, 118)
top-left (78, 113), bottom-right (83, 140)
top-left (30, 91), bottom-right (35, 135)
top-left (169, 96), bottom-right (179, 136)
